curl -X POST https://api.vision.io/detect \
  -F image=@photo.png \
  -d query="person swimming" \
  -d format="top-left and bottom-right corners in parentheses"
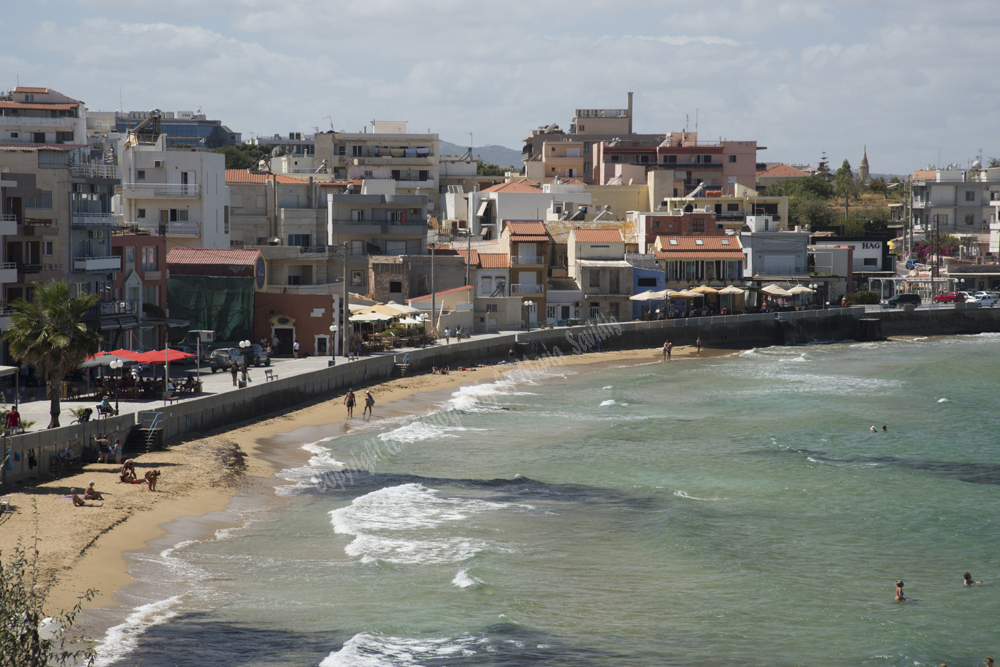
top-left (964, 572), bottom-right (983, 585)
top-left (870, 425), bottom-right (877, 433)
top-left (895, 580), bottom-right (907, 601)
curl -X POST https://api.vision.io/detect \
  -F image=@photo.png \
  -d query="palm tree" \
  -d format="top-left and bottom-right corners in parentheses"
top-left (3, 281), bottom-right (101, 428)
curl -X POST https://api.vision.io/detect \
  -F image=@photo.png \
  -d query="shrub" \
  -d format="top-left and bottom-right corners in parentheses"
top-left (844, 291), bottom-right (879, 305)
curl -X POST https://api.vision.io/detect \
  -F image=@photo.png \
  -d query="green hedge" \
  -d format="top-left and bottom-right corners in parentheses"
top-left (844, 291), bottom-right (879, 305)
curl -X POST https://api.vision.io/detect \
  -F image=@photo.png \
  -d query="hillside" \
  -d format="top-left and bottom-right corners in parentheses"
top-left (439, 140), bottom-right (523, 169)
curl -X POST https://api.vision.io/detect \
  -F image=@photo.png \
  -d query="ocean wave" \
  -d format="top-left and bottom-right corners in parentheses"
top-left (452, 568), bottom-right (481, 588)
top-left (320, 632), bottom-right (480, 667)
top-left (377, 422), bottom-right (481, 445)
top-left (329, 483), bottom-right (506, 564)
top-left (94, 595), bottom-right (184, 666)
top-left (275, 442), bottom-right (346, 495)
top-left (599, 399), bottom-right (615, 407)
top-left (673, 490), bottom-right (720, 501)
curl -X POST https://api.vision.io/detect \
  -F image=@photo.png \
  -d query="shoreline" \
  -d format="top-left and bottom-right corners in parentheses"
top-left (0, 342), bottom-right (729, 618)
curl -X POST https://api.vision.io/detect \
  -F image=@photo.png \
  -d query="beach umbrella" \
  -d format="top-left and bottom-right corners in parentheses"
top-left (350, 312), bottom-right (395, 322)
top-left (788, 285), bottom-right (814, 294)
top-left (761, 284), bottom-right (793, 297)
top-left (690, 285), bottom-right (718, 294)
top-left (629, 290), bottom-right (662, 301)
top-left (718, 285), bottom-right (745, 294)
top-left (383, 301), bottom-right (420, 314)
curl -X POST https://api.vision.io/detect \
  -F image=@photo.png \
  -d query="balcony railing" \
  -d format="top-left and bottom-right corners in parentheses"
top-left (0, 214), bottom-right (15, 235)
top-left (510, 283), bottom-right (543, 294)
top-left (511, 255), bottom-right (545, 265)
top-left (85, 300), bottom-right (140, 318)
top-left (70, 164), bottom-right (121, 179)
top-left (19, 263), bottom-right (62, 274)
top-left (72, 212), bottom-right (124, 229)
top-left (329, 218), bottom-right (427, 226)
top-left (297, 245), bottom-right (328, 254)
top-left (126, 220), bottom-right (202, 237)
top-left (73, 256), bottom-right (122, 273)
top-left (0, 214), bottom-right (17, 223)
top-left (123, 183), bottom-right (200, 197)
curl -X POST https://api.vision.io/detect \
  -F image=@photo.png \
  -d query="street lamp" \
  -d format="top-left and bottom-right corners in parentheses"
top-left (239, 339), bottom-right (252, 364)
top-left (109, 358), bottom-right (123, 415)
top-left (329, 324), bottom-right (338, 356)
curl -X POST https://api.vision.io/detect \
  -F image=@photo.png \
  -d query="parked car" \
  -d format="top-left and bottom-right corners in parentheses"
top-left (966, 294), bottom-right (998, 307)
top-left (932, 292), bottom-right (966, 303)
top-left (905, 259), bottom-right (918, 270)
top-left (248, 343), bottom-right (271, 367)
top-left (880, 293), bottom-right (922, 308)
top-left (209, 347), bottom-right (245, 373)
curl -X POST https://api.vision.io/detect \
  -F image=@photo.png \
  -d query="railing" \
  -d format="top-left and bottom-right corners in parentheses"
top-left (126, 220), bottom-right (202, 237)
top-left (0, 262), bottom-right (16, 271)
top-left (19, 263), bottom-right (61, 273)
top-left (297, 246), bottom-right (328, 254)
top-left (71, 212), bottom-right (123, 228)
top-left (23, 218), bottom-right (54, 228)
top-left (89, 300), bottom-right (139, 316)
top-left (0, 214), bottom-right (17, 223)
top-left (329, 218), bottom-right (426, 226)
top-left (70, 164), bottom-right (121, 179)
top-left (73, 256), bottom-right (122, 272)
top-left (510, 284), bottom-right (543, 294)
top-left (123, 183), bottom-right (200, 197)
top-left (511, 255), bottom-right (545, 265)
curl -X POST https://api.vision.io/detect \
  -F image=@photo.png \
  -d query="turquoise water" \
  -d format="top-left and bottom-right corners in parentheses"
top-left (92, 336), bottom-right (1000, 666)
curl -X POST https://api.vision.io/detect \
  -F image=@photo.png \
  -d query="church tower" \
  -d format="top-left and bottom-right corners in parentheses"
top-left (859, 146), bottom-right (870, 183)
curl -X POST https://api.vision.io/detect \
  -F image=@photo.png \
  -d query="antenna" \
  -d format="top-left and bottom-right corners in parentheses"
top-left (119, 86), bottom-right (123, 112)
top-left (695, 108), bottom-right (698, 133)
top-left (685, 114), bottom-right (689, 132)
top-left (323, 116), bottom-right (334, 131)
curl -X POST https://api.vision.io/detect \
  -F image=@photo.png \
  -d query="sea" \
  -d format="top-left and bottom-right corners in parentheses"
top-left (81, 335), bottom-right (1000, 667)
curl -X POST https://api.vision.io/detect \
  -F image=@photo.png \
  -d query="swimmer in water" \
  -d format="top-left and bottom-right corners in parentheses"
top-left (895, 580), bottom-right (907, 601)
top-left (870, 425), bottom-right (877, 433)
top-left (963, 572), bottom-right (983, 585)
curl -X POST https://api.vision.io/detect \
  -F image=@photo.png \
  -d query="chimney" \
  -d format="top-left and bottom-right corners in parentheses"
top-left (627, 92), bottom-right (633, 135)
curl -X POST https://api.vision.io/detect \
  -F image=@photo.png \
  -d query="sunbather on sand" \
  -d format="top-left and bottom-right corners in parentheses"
top-left (71, 488), bottom-right (102, 507)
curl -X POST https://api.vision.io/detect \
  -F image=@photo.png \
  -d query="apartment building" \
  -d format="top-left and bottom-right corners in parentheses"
top-left (118, 121), bottom-right (230, 251)
top-left (627, 208), bottom-right (727, 253)
top-left (911, 166), bottom-right (1000, 238)
top-left (0, 86), bottom-right (86, 146)
top-left (114, 109), bottom-right (241, 150)
top-left (568, 229), bottom-right (631, 320)
top-left (652, 236), bottom-right (745, 287)
top-left (499, 221), bottom-right (551, 326)
top-left (314, 122), bottom-right (440, 207)
top-left (658, 184), bottom-right (789, 232)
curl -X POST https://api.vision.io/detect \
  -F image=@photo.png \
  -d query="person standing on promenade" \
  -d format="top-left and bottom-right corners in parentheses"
top-left (363, 390), bottom-right (375, 418)
top-left (444, 327), bottom-right (451, 344)
top-left (696, 336), bottom-right (702, 356)
top-left (293, 340), bottom-right (300, 359)
top-left (230, 360), bottom-right (239, 387)
top-left (344, 388), bottom-right (356, 419)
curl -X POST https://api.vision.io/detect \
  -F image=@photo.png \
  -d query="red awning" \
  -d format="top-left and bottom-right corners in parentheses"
top-left (108, 349), bottom-right (148, 362)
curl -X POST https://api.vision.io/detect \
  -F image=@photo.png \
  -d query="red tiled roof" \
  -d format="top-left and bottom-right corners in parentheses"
top-left (503, 221), bottom-right (547, 236)
top-left (477, 252), bottom-right (510, 269)
top-left (407, 285), bottom-right (474, 303)
top-left (653, 236), bottom-right (744, 259)
top-left (166, 248), bottom-right (261, 266)
top-left (14, 87), bottom-right (49, 94)
top-left (756, 163), bottom-right (809, 179)
top-left (572, 229), bottom-right (623, 243)
top-left (0, 143), bottom-right (87, 151)
top-left (454, 249), bottom-right (480, 266)
top-left (480, 180), bottom-right (541, 193)
top-left (912, 170), bottom-right (936, 180)
top-left (0, 101), bottom-right (78, 111)
top-left (224, 169), bottom-right (311, 185)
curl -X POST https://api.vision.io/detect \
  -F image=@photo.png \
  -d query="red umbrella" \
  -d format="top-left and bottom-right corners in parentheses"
top-left (109, 349), bottom-right (148, 362)
top-left (138, 349), bottom-right (195, 365)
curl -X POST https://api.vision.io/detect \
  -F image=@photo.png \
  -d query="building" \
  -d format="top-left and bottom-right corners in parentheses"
top-left (0, 86), bottom-right (87, 146)
top-left (111, 233), bottom-right (168, 349)
top-left (809, 236), bottom-right (893, 274)
top-left (652, 236), bottom-right (745, 287)
top-left (911, 166), bottom-right (1000, 239)
top-left (755, 163), bottom-right (810, 190)
top-left (499, 221), bottom-right (552, 326)
top-left (327, 179), bottom-right (430, 296)
top-left (657, 185), bottom-right (789, 233)
top-left (407, 285), bottom-right (474, 335)
top-left (567, 228), bottom-right (631, 320)
top-left (114, 109), bottom-right (241, 150)
top-left (627, 208), bottom-right (726, 252)
top-left (740, 220), bottom-right (811, 280)
top-left (118, 117), bottom-right (231, 250)
top-left (254, 291), bottom-right (338, 357)
top-left (628, 254), bottom-right (666, 319)
top-left (314, 122), bottom-right (439, 205)
top-left (367, 252), bottom-right (465, 304)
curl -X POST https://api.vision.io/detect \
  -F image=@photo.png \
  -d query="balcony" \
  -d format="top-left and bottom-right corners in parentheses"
top-left (86, 300), bottom-right (140, 317)
top-left (0, 262), bottom-right (16, 284)
top-left (0, 214), bottom-right (16, 236)
top-left (73, 256), bottom-right (122, 273)
top-left (21, 218), bottom-right (57, 235)
top-left (511, 255), bottom-right (545, 265)
top-left (123, 183), bottom-right (200, 198)
top-left (72, 212), bottom-right (124, 229)
top-left (19, 263), bottom-right (62, 275)
top-left (912, 200), bottom-right (928, 208)
top-left (510, 283), bottom-right (543, 294)
top-left (127, 220), bottom-right (202, 238)
top-left (70, 164), bottom-right (121, 179)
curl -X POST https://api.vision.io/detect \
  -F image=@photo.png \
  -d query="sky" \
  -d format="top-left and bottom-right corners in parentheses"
top-left (3, 0), bottom-right (998, 174)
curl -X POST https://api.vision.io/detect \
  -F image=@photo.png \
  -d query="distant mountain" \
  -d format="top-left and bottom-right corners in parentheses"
top-left (439, 140), bottom-right (523, 169)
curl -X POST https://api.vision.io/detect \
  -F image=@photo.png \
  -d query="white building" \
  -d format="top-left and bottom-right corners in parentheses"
top-left (0, 86), bottom-right (87, 146)
top-left (911, 166), bottom-right (1000, 238)
top-left (117, 128), bottom-right (230, 250)
top-left (740, 218), bottom-right (810, 278)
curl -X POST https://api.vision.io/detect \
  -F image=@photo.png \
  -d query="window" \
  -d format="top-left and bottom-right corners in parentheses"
top-left (137, 170), bottom-right (146, 181)
top-left (9, 132), bottom-right (17, 139)
top-left (651, 220), bottom-right (659, 228)
top-left (391, 170), bottom-right (401, 180)
top-left (611, 155), bottom-right (620, 163)
top-left (137, 208), bottom-right (146, 219)
top-left (387, 281), bottom-right (402, 293)
top-left (965, 214), bottom-right (975, 225)
top-left (142, 246), bottom-right (157, 272)
top-left (125, 247), bottom-right (135, 264)
top-left (551, 147), bottom-right (556, 153)
top-left (288, 234), bottom-right (310, 247)
top-left (692, 218), bottom-right (705, 233)
top-left (727, 203), bottom-right (739, 212)
top-left (546, 306), bottom-right (556, 319)
top-left (351, 145), bottom-right (363, 157)
top-left (637, 277), bottom-right (657, 287)
top-left (169, 209), bottom-right (188, 222)
top-left (639, 155), bottom-right (649, 164)
top-left (287, 274), bottom-right (301, 286)
top-left (142, 285), bottom-right (158, 307)
top-left (589, 302), bottom-right (599, 318)
top-left (41, 241), bottom-right (53, 256)
top-left (664, 155), bottom-right (677, 164)
top-left (486, 303), bottom-right (498, 313)
top-left (351, 270), bottom-right (364, 287)
top-left (728, 155), bottom-right (737, 163)
top-left (965, 191), bottom-right (976, 201)
top-left (579, 125), bottom-right (585, 132)
top-left (350, 209), bottom-right (364, 222)
top-left (363, 170), bottom-right (373, 178)
top-left (863, 258), bottom-right (878, 266)
top-left (583, 142), bottom-right (590, 152)
top-left (350, 240), bottom-right (365, 255)
top-left (25, 191), bottom-right (53, 209)
top-left (224, 205), bottom-right (229, 234)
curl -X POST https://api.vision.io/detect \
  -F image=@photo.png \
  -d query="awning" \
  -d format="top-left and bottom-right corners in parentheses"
top-left (0, 365), bottom-right (18, 378)
top-left (476, 200), bottom-right (489, 216)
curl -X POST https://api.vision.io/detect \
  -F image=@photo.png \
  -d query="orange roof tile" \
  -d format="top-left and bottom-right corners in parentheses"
top-left (756, 163), bottom-right (809, 179)
top-left (0, 101), bottom-right (78, 111)
top-left (14, 87), bottom-right (49, 94)
top-left (572, 229), bottom-right (623, 243)
top-left (480, 180), bottom-right (542, 193)
top-left (504, 221), bottom-right (547, 236)
top-left (654, 250), bottom-right (744, 260)
top-left (653, 236), bottom-right (744, 259)
top-left (166, 248), bottom-right (262, 266)
top-left (477, 252), bottom-right (510, 269)
top-left (454, 249), bottom-right (480, 266)
top-left (224, 169), bottom-right (311, 185)
top-left (912, 170), bottom-right (936, 180)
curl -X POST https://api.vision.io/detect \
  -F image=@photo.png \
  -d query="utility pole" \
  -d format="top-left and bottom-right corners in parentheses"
top-left (342, 244), bottom-right (349, 358)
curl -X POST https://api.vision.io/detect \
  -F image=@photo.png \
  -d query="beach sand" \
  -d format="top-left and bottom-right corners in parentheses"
top-left (0, 342), bottom-right (725, 615)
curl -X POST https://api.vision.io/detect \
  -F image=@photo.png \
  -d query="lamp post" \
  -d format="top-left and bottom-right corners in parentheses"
top-left (239, 339), bottom-right (252, 365)
top-left (109, 358), bottom-right (123, 415)
top-left (330, 324), bottom-right (338, 356)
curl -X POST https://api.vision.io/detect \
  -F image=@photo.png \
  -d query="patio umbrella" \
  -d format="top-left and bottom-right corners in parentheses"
top-left (761, 284), bottom-right (793, 297)
top-left (80, 352), bottom-right (136, 369)
top-left (139, 349), bottom-right (196, 364)
top-left (399, 317), bottom-right (422, 325)
top-left (676, 289), bottom-right (703, 298)
top-left (109, 349), bottom-right (148, 362)
top-left (350, 312), bottom-right (395, 323)
top-left (383, 301), bottom-right (420, 314)
top-left (629, 290), bottom-right (662, 301)
top-left (689, 285), bottom-right (719, 294)
top-left (718, 285), bottom-right (745, 294)
top-left (788, 285), bottom-right (814, 294)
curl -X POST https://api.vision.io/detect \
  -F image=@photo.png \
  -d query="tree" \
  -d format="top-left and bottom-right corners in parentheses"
top-left (834, 159), bottom-right (860, 201)
top-left (477, 163), bottom-right (509, 177)
top-left (210, 144), bottom-right (273, 170)
top-left (844, 207), bottom-right (890, 236)
top-left (1, 516), bottom-right (96, 667)
top-left (816, 150), bottom-right (830, 177)
top-left (789, 195), bottom-right (838, 230)
top-left (3, 281), bottom-right (101, 428)
top-left (989, 157), bottom-right (1000, 169)
top-left (764, 175), bottom-right (834, 199)
top-left (913, 234), bottom-right (961, 262)
top-left (868, 176), bottom-right (888, 198)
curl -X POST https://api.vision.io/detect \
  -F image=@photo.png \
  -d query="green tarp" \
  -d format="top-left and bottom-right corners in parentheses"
top-left (167, 276), bottom-right (254, 342)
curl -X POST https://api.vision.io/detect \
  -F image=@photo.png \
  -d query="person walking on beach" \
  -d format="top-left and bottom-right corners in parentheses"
top-left (112, 439), bottom-right (122, 465)
top-left (696, 336), bottom-right (702, 357)
top-left (94, 434), bottom-right (110, 463)
top-left (144, 469), bottom-right (161, 492)
top-left (963, 572), bottom-right (983, 585)
top-left (363, 390), bottom-right (375, 418)
top-left (895, 580), bottom-right (907, 601)
top-left (230, 360), bottom-right (239, 387)
top-left (293, 340), bottom-right (300, 359)
top-left (344, 388), bottom-right (356, 419)
top-left (662, 341), bottom-right (672, 362)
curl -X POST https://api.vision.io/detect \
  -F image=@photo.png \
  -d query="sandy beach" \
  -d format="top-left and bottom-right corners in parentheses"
top-left (0, 342), bottom-right (724, 616)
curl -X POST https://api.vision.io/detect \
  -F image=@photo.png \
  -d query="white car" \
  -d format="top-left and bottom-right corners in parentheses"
top-left (966, 294), bottom-right (998, 307)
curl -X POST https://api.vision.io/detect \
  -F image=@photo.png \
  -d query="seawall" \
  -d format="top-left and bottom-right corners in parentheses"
top-left (4, 305), bottom-right (1000, 486)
